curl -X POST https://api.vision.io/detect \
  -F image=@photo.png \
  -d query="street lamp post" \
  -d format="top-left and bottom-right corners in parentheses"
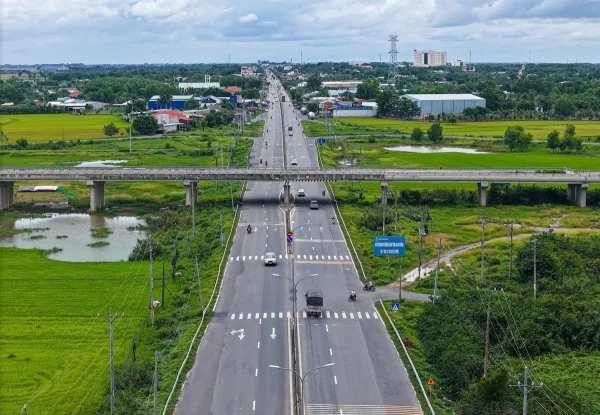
top-left (272, 273), bottom-right (318, 321)
top-left (269, 363), bottom-right (334, 415)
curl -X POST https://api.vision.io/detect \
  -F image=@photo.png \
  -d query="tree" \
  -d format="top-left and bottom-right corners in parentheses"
top-left (553, 96), bottom-right (576, 117)
top-left (133, 115), bottom-right (158, 135)
top-left (184, 97), bottom-right (199, 110)
top-left (376, 88), bottom-right (400, 117)
top-left (306, 74), bottom-right (322, 90)
top-left (479, 88), bottom-right (503, 111)
top-left (157, 93), bottom-right (173, 109)
top-left (503, 125), bottom-right (532, 152)
top-left (396, 97), bottom-right (420, 118)
top-left (306, 102), bottom-right (318, 113)
top-left (356, 78), bottom-right (380, 100)
top-left (103, 123), bottom-right (120, 137)
top-left (411, 127), bottom-right (424, 142)
top-left (547, 130), bottom-right (560, 152)
top-left (562, 124), bottom-right (583, 152)
top-left (448, 116), bottom-right (457, 124)
top-left (16, 138), bottom-right (28, 148)
top-left (427, 122), bottom-right (444, 143)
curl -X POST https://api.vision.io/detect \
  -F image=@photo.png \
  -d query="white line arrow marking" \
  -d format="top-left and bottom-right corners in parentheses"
top-left (271, 328), bottom-right (276, 340)
top-left (231, 329), bottom-right (245, 340)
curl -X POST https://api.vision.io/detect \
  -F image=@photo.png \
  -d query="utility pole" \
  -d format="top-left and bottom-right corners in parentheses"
top-left (99, 308), bottom-right (122, 414)
top-left (149, 240), bottom-right (154, 326)
top-left (511, 366), bottom-right (544, 415)
top-left (532, 239), bottom-right (537, 299)
top-left (153, 351), bottom-right (158, 415)
top-left (398, 258), bottom-right (402, 303)
top-left (161, 263), bottom-right (165, 307)
top-left (191, 202), bottom-right (195, 239)
top-left (220, 210), bottom-right (224, 250)
top-left (480, 218), bottom-right (486, 279)
top-left (129, 126), bottom-right (132, 153)
top-left (196, 256), bottom-right (203, 312)
top-left (433, 237), bottom-right (442, 304)
top-left (483, 288), bottom-right (496, 377)
top-left (508, 224), bottom-right (513, 279)
top-left (394, 190), bottom-right (398, 232)
top-left (418, 206), bottom-right (428, 283)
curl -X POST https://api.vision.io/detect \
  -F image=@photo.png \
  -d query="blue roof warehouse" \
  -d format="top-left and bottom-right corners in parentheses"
top-left (147, 95), bottom-right (193, 110)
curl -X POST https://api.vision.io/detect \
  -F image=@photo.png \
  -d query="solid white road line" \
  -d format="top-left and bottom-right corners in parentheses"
top-left (330, 348), bottom-right (332, 356)
top-left (334, 376), bottom-right (338, 385)
top-left (253, 401), bottom-right (255, 411)
top-left (257, 342), bottom-right (260, 349)
top-left (255, 368), bottom-right (258, 376)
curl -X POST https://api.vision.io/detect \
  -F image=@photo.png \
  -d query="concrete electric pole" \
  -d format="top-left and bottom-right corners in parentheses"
top-left (99, 308), bottom-right (123, 414)
top-left (433, 238), bottom-right (442, 305)
top-left (149, 240), bottom-right (154, 326)
top-left (508, 224), bottom-right (513, 279)
top-left (511, 366), bottom-right (544, 415)
top-left (532, 239), bottom-right (537, 299)
top-left (483, 288), bottom-right (497, 377)
top-left (480, 218), bottom-right (486, 279)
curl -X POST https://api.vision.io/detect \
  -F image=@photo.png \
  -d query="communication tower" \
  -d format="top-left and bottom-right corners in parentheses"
top-left (387, 35), bottom-right (399, 86)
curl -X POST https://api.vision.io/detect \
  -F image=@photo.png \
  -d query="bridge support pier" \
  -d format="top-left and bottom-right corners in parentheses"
top-left (283, 181), bottom-right (291, 208)
top-left (87, 180), bottom-right (105, 212)
top-left (567, 183), bottom-right (588, 207)
top-left (477, 181), bottom-right (488, 207)
top-left (183, 181), bottom-right (198, 206)
top-left (381, 181), bottom-right (388, 205)
top-left (0, 181), bottom-right (15, 210)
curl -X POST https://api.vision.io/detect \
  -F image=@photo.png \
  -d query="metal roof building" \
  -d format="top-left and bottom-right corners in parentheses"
top-left (147, 95), bottom-right (193, 110)
top-left (401, 93), bottom-right (485, 115)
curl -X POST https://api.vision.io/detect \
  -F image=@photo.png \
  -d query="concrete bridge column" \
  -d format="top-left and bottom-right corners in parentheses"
top-left (567, 183), bottom-right (578, 203)
top-left (381, 181), bottom-right (388, 205)
top-left (0, 181), bottom-right (15, 210)
top-left (283, 181), bottom-right (291, 207)
top-left (87, 180), bottom-right (106, 212)
top-left (183, 181), bottom-right (198, 206)
top-left (577, 184), bottom-right (588, 207)
top-left (477, 181), bottom-right (488, 207)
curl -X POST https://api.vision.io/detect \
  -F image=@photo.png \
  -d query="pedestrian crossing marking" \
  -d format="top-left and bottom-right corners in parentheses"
top-left (228, 310), bottom-right (380, 322)
top-left (304, 404), bottom-right (423, 415)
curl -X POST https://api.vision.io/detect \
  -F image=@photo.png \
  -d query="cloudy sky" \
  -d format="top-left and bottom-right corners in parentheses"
top-left (1, 0), bottom-right (600, 64)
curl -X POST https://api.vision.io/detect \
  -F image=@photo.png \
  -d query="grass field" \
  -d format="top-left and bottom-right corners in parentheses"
top-left (304, 119), bottom-right (600, 140)
top-left (0, 247), bottom-right (150, 415)
top-left (318, 137), bottom-right (600, 170)
top-left (0, 114), bottom-right (131, 142)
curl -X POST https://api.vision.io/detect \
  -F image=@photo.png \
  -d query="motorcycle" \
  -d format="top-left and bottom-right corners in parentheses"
top-left (331, 217), bottom-right (336, 225)
top-left (322, 190), bottom-right (326, 197)
top-left (348, 293), bottom-right (357, 302)
top-left (265, 160), bottom-right (268, 167)
top-left (260, 159), bottom-right (263, 164)
top-left (247, 225), bottom-right (252, 234)
top-left (265, 141), bottom-right (268, 148)
top-left (363, 284), bottom-right (376, 292)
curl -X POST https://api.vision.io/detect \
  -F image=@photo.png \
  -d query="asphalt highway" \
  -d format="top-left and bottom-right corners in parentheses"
top-left (174, 74), bottom-right (422, 415)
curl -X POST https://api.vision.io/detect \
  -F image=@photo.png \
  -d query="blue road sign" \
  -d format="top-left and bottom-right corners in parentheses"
top-left (391, 303), bottom-right (400, 311)
top-left (373, 236), bottom-right (406, 256)
top-left (287, 236), bottom-right (293, 243)
top-left (318, 138), bottom-right (326, 144)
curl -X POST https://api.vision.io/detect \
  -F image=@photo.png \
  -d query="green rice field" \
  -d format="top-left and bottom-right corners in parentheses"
top-left (304, 119), bottom-right (600, 140)
top-left (0, 114), bottom-right (131, 142)
top-left (0, 247), bottom-right (149, 415)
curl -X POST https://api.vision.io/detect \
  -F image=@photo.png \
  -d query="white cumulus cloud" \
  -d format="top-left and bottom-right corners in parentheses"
top-left (239, 13), bottom-right (257, 23)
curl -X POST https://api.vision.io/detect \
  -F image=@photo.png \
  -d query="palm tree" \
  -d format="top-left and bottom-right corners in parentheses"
top-left (158, 93), bottom-right (173, 109)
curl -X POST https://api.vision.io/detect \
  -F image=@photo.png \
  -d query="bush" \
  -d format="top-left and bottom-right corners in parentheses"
top-left (16, 138), bottom-right (28, 148)
top-left (410, 127), bottom-right (424, 142)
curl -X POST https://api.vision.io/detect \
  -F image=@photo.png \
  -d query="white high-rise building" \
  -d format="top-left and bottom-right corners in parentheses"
top-left (413, 50), bottom-right (447, 67)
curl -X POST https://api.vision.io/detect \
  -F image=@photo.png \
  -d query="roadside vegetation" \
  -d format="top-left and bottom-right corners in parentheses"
top-left (377, 234), bottom-right (600, 414)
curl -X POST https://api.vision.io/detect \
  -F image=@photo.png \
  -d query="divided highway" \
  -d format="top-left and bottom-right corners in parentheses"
top-left (174, 76), bottom-right (423, 414)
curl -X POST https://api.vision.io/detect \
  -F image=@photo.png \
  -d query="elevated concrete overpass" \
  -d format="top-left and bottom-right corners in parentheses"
top-left (1, 167), bottom-right (597, 210)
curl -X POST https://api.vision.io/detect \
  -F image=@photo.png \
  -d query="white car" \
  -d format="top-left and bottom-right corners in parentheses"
top-left (264, 252), bottom-right (277, 266)
top-left (297, 188), bottom-right (306, 197)
top-left (291, 159), bottom-right (298, 166)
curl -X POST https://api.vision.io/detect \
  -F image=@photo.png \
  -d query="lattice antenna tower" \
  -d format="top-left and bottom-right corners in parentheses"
top-left (387, 35), bottom-right (399, 86)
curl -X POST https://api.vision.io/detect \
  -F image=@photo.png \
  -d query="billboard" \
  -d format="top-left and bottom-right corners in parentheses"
top-left (373, 236), bottom-right (406, 256)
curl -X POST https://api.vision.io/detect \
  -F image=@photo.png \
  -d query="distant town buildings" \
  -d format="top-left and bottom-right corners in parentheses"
top-left (179, 82), bottom-right (221, 90)
top-left (451, 60), bottom-right (464, 67)
top-left (240, 66), bottom-right (256, 77)
top-left (413, 50), bottom-right (447, 67)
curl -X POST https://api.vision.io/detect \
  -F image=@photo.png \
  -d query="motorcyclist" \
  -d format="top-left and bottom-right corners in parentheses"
top-left (247, 224), bottom-right (252, 233)
top-left (260, 158), bottom-right (263, 164)
top-left (331, 217), bottom-right (336, 224)
top-left (349, 289), bottom-right (356, 300)
top-left (366, 280), bottom-right (373, 290)
top-left (322, 190), bottom-right (326, 196)
top-left (265, 160), bottom-right (268, 167)
top-left (265, 141), bottom-right (268, 148)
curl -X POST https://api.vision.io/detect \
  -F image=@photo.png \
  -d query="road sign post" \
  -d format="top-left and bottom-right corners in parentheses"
top-left (391, 303), bottom-right (400, 312)
top-left (426, 377), bottom-right (435, 401)
top-left (287, 236), bottom-right (293, 243)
